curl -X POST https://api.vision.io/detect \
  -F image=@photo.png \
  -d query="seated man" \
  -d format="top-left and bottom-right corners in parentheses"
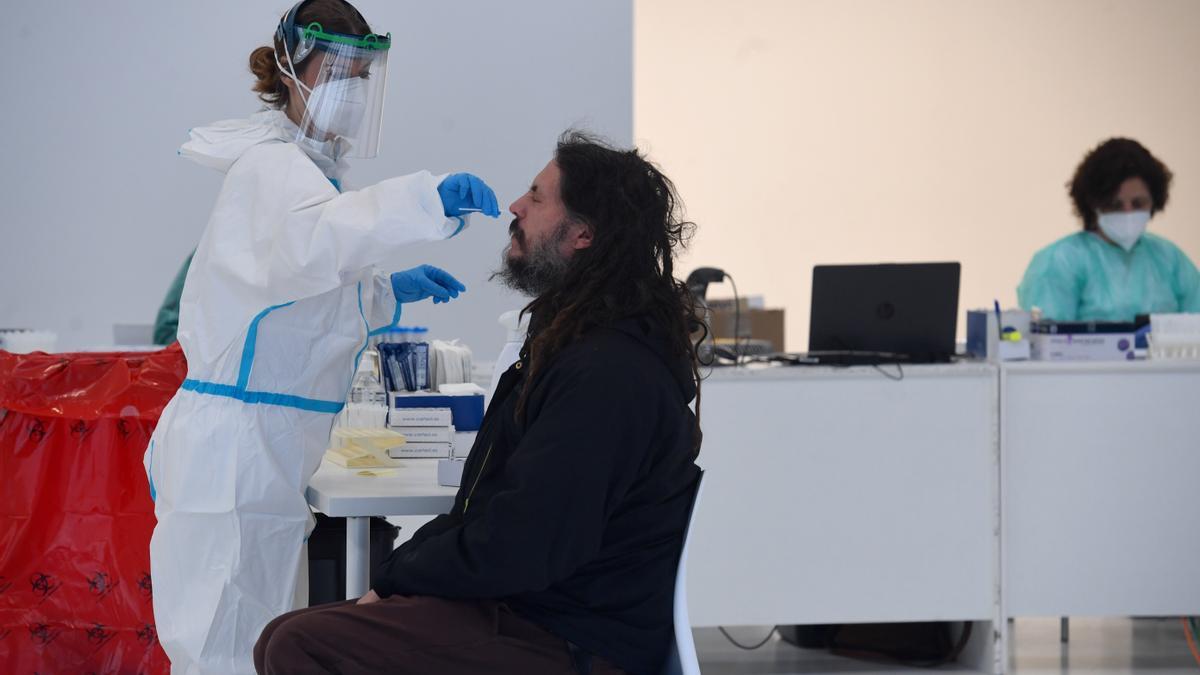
top-left (255, 131), bottom-right (704, 675)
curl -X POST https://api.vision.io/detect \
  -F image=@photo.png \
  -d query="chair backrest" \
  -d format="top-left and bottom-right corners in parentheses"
top-left (662, 471), bottom-right (705, 675)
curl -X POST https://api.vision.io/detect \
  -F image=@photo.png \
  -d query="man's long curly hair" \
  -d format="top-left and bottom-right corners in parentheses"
top-left (517, 131), bottom-right (704, 453)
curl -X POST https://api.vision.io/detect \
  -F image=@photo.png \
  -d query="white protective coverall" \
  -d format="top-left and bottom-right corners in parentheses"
top-left (144, 109), bottom-right (461, 674)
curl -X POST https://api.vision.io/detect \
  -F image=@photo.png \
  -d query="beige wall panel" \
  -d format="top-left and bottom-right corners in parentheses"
top-left (636, 0), bottom-right (1200, 349)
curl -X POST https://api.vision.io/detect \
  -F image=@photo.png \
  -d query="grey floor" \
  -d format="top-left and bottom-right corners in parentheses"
top-left (695, 618), bottom-right (1199, 674)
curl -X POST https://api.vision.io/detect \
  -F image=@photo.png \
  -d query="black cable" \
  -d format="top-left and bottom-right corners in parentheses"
top-left (1185, 617), bottom-right (1200, 667)
top-left (871, 361), bottom-right (904, 381)
top-left (696, 298), bottom-right (717, 372)
top-left (719, 625), bottom-right (778, 650)
top-left (727, 273), bottom-right (741, 367)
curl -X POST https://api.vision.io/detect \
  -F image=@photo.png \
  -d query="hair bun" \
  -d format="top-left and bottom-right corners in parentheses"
top-left (248, 45), bottom-right (288, 107)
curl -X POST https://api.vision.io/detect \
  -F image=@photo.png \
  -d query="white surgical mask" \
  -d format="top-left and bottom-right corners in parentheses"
top-left (1096, 210), bottom-right (1150, 252)
top-left (305, 77), bottom-right (369, 138)
top-left (274, 51), bottom-right (367, 140)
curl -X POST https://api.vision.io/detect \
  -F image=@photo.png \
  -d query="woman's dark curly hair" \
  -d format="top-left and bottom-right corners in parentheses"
top-left (518, 131), bottom-right (704, 453)
top-left (1069, 137), bottom-right (1173, 231)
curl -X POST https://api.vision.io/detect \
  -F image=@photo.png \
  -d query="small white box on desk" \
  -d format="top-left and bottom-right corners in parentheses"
top-left (438, 458), bottom-right (466, 487)
top-left (997, 339), bottom-right (1031, 361)
top-left (387, 442), bottom-right (452, 459)
top-left (390, 425), bottom-right (455, 443)
top-left (966, 308), bottom-right (1032, 361)
top-left (453, 431), bottom-right (478, 459)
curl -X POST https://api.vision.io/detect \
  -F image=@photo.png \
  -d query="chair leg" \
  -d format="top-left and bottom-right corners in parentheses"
top-left (1060, 616), bottom-right (1069, 643)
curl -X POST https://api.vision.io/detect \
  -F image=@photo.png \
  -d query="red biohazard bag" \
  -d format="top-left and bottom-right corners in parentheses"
top-left (0, 345), bottom-right (186, 674)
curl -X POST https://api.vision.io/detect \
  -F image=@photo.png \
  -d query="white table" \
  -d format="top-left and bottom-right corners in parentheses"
top-left (1000, 359), bottom-right (1200, 618)
top-left (301, 358), bottom-right (1200, 673)
top-left (307, 458), bottom-right (458, 598)
top-left (690, 363), bottom-right (1004, 673)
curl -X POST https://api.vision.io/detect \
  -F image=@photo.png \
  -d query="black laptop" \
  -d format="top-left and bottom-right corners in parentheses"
top-left (806, 262), bottom-right (961, 364)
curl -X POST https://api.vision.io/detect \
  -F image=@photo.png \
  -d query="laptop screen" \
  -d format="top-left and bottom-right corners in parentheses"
top-left (808, 262), bottom-right (960, 362)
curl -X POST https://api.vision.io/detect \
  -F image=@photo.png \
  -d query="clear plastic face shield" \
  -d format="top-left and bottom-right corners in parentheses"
top-left (276, 22), bottom-right (391, 160)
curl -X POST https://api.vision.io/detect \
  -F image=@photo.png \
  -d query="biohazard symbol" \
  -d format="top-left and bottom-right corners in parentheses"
top-left (70, 420), bottom-right (90, 438)
top-left (116, 419), bottom-right (133, 439)
top-left (86, 622), bottom-right (115, 648)
top-left (29, 622), bottom-right (62, 646)
top-left (136, 623), bottom-right (157, 646)
top-left (137, 571), bottom-right (153, 599)
top-left (30, 573), bottom-right (60, 600)
top-left (87, 571), bottom-right (118, 601)
top-left (28, 419), bottom-right (46, 442)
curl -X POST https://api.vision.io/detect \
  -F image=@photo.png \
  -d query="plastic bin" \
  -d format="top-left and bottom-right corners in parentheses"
top-left (306, 514), bottom-right (399, 606)
top-left (0, 346), bottom-right (186, 674)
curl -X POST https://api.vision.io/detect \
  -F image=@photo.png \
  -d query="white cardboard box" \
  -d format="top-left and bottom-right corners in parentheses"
top-left (389, 425), bottom-right (455, 443)
top-left (387, 441), bottom-right (452, 459)
top-left (388, 407), bottom-right (453, 427)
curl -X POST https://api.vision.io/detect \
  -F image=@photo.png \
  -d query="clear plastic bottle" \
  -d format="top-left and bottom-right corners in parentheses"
top-left (365, 373), bottom-right (387, 404)
top-left (348, 370), bottom-right (369, 404)
top-left (349, 352), bottom-right (386, 404)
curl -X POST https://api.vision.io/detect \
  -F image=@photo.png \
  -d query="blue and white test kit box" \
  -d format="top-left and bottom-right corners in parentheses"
top-left (389, 391), bottom-right (485, 431)
top-left (1029, 322), bottom-right (1136, 361)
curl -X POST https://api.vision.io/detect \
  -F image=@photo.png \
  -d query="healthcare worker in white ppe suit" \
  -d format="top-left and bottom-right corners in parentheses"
top-left (143, 1), bottom-right (501, 672)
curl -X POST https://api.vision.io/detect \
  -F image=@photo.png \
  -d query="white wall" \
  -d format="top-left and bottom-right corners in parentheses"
top-left (636, 0), bottom-right (1200, 351)
top-left (0, 1), bottom-right (632, 359)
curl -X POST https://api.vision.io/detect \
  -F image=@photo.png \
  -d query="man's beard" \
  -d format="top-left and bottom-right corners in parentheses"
top-left (493, 218), bottom-right (574, 297)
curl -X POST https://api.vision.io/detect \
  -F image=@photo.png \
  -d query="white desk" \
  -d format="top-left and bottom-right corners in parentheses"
top-left (300, 358), bottom-right (1200, 673)
top-left (1000, 359), bottom-right (1200, 618)
top-left (689, 363), bottom-right (1003, 673)
top-left (307, 458), bottom-right (458, 598)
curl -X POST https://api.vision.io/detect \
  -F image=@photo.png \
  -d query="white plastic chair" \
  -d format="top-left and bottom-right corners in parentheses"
top-left (662, 471), bottom-right (705, 675)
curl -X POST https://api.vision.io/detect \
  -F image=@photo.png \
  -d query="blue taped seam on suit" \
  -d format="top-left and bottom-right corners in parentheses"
top-left (367, 298), bottom-right (404, 337)
top-left (355, 281), bottom-right (372, 363)
top-left (147, 440), bottom-right (157, 502)
top-left (181, 379), bottom-right (344, 414)
top-left (237, 302), bottom-right (295, 390)
top-left (195, 294), bottom-right (358, 413)
top-left (366, 275), bottom-right (406, 337)
top-left (344, 281), bottom-right (382, 405)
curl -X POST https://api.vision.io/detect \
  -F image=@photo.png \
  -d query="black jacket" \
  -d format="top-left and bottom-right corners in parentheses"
top-left (374, 316), bottom-right (702, 675)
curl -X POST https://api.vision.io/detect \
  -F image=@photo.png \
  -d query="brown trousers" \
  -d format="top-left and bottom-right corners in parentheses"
top-left (254, 595), bottom-right (627, 675)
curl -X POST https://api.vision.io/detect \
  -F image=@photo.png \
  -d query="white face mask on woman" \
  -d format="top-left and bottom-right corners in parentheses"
top-left (304, 77), bottom-right (369, 138)
top-left (1097, 210), bottom-right (1150, 252)
top-left (274, 48), bottom-right (372, 147)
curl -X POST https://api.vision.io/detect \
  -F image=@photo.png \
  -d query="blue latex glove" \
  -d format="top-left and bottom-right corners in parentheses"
top-left (437, 173), bottom-right (501, 218)
top-left (390, 265), bottom-right (467, 305)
